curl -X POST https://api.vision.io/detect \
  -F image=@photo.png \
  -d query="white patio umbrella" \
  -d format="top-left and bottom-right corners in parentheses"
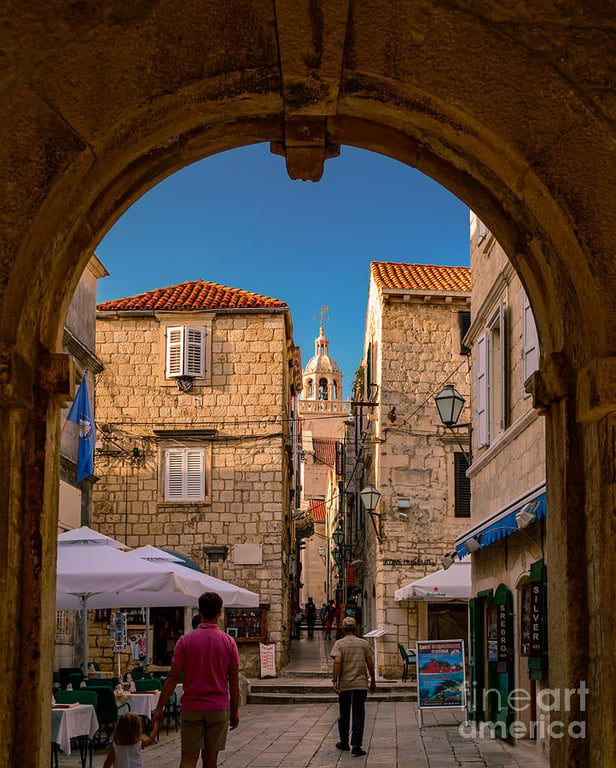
top-left (56, 527), bottom-right (206, 671)
top-left (129, 546), bottom-right (260, 667)
top-left (130, 545), bottom-right (260, 607)
top-left (394, 561), bottom-right (472, 602)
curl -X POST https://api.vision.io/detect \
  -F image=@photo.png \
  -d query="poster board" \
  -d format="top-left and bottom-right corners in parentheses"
top-left (416, 639), bottom-right (466, 724)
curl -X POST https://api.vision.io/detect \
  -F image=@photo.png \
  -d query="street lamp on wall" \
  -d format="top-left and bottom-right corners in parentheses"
top-left (434, 385), bottom-right (472, 464)
top-left (360, 485), bottom-right (382, 543)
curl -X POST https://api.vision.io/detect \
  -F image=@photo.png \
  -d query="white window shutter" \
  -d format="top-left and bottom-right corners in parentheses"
top-left (164, 448), bottom-right (205, 501)
top-left (166, 327), bottom-right (185, 377)
top-left (476, 333), bottom-right (489, 447)
top-left (185, 449), bottom-right (205, 499)
top-left (499, 300), bottom-right (507, 431)
top-left (165, 449), bottom-right (185, 499)
top-left (523, 292), bottom-right (539, 382)
top-left (185, 327), bottom-right (205, 377)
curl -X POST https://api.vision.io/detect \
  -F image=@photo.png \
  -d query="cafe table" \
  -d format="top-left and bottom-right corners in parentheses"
top-left (51, 703), bottom-right (98, 768)
top-left (126, 691), bottom-right (161, 718)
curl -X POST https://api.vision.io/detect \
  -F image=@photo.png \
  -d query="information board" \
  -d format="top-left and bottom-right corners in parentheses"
top-left (416, 639), bottom-right (466, 711)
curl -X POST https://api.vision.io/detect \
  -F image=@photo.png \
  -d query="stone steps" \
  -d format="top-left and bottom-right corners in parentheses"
top-left (247, 678), bottom-right (417, 705)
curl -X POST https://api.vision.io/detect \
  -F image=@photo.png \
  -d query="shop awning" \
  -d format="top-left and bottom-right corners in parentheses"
top-left (394, 561), bottom-right (472, 602)
top-left (455, 485), bottom-right (546, 559)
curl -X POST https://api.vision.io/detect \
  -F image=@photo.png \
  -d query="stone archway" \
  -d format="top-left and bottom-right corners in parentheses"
top-left (3, 3), bottom-right (616, 765)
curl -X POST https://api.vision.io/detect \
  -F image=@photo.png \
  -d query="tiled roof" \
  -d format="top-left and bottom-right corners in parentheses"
top-left (371, 262), bottom-right (471, 292)
top-left (313, 438), bottom-right (338, 467)
top-left (310, 499), bottom-right (327, 521)
top-left (97, 280), bottom-right (288, 312)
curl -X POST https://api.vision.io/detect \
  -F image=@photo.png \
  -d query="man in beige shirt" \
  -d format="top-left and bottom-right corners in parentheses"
top-left (330, 616), bottom-right (376, 757)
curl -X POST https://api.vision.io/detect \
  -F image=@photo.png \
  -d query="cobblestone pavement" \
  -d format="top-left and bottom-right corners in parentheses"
top-left (56, 700), bottom-right (549, 767)
top-left (56, 631), bottom-right (549, 767)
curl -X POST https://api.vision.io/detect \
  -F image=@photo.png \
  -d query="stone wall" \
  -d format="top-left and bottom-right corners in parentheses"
top-left (93, 310), bottom-right (294, 676)
top-left (362, 290), bottom-right (472, 677)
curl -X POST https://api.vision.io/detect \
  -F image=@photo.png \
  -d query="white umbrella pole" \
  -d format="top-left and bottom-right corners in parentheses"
top-left (80, 594), bottom-right (89, 676)
top-left (145, 607), bottom-right (151, 669)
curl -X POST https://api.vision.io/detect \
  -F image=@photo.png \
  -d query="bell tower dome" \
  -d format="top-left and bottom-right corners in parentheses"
top-left (301, 308), bottom-right (348, 414)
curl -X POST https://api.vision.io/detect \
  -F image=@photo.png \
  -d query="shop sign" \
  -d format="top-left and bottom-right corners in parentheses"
top-left (497, 603), bottom-right (508, 661)
top-left (529, 583), bottom-right (543, 656)
top-left (383, 557), bottom-right (436, 566)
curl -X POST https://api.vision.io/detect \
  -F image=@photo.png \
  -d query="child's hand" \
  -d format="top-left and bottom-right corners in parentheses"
top-left (142, 721), bottom-right (159, 747)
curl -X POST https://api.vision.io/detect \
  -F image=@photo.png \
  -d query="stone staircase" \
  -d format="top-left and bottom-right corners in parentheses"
top-left (247, 677), bottom-right (417, 705)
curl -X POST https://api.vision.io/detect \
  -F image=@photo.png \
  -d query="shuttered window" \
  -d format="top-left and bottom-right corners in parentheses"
top-left (454, 452), bottom-right (471, 517)
top-left (522, 291), bottom-right (539, 387)
top-left (476, 333), bottom-right (489, 447)
top-left (166, 326), bottom-right (206, 378)
top-left (459, 311), bottom-right (471, 355)
top-left (164, 448), bottom-right (205, 501)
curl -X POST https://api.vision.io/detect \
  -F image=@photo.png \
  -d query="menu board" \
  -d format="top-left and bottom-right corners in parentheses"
top-left (225, 607), bottom-right (266, 642)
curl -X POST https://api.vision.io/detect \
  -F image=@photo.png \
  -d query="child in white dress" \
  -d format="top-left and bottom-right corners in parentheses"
top-left (103, 712), bottom-right (159, 768)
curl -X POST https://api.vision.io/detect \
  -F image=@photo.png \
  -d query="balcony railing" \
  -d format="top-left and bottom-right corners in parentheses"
top-left (299, 399), bottom-right (350, 415)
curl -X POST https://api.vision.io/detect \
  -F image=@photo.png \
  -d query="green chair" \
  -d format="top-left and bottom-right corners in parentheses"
top-left (85, 678), bottom-right (114, 688)
top-left (67, 671), bottom-right (84, 690)
top-left (55, 689), bottom-right (98, 708)
top-left (90, 685), bottom-right (123, 746)
top-left (134, 677), bottom-right (163, 692)
top-left (397, 643), bottom-right (417, 682)
top-left (58, 666), bottom-right (81, 689)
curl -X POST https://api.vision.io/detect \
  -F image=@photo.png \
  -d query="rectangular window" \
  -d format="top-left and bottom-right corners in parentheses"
top-left (454, 452), bottom-right (471, 517)
top-left (164, 447), bottom-right (206, 501)
top-left (459, 311), bottom-right (471, 355)
top-left (476, 301), bottom-right (508, 448)
top-left (476, 333), bottom-right (489, 447)
top-left (166, 326), bottom-right (206, 378)
top-left (55, 610), bottom-right (72, 641)
top-left (522, 291), bottom-right (539, 388)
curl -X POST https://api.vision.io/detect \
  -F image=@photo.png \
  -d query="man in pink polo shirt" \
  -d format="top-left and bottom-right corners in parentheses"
top-left (153, 592), bottom-right (240, 768)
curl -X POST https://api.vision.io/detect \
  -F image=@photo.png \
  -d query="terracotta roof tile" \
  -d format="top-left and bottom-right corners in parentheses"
top-left (313, 438), bottom-right (338, 467)
top-left (371, 262), bottom-right (471, 293)
top-left (310, 499), bottom-right (327, 521)
top-left (97, 280), bottom-right (287, 312)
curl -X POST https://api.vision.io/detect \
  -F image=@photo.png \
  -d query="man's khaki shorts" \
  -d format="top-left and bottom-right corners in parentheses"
top-left (181, 709), bottom-right (230, 752)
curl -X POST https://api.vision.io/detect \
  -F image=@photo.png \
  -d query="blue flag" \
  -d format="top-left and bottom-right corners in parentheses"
top-left (66, 376), bottom-right (96, 482)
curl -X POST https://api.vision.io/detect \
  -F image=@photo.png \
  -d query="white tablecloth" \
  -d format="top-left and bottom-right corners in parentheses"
top-left (174, 683), bottom-right (183, 705)
top-left (51, 704), bottom-right (99, 755)
top-left (128, 691), bottom-right (161, 717)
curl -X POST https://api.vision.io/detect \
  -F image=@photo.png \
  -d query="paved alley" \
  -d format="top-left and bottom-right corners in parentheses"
top-left (56, 631), bottom-right (549, 767)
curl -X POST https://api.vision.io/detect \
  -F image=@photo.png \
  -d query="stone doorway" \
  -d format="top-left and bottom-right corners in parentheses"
top-left (3, 4), bottom-right (616, 766)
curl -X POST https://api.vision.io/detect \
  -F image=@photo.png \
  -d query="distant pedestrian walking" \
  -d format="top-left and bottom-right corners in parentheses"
top-left (305, 597), bottom-right (317, 638)
top-left (330, 616), bottom-right (376, 757)
top-left (323, 600), bottom-right (335, 640)
top-left (294, 609), bottom-right (303, 639)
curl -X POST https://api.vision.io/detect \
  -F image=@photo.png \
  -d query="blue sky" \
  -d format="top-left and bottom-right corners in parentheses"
top-left (97, 144), bottom-right (469, 399)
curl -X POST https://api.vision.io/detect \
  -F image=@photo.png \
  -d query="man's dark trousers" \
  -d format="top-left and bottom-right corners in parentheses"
top-left (338, 689), bottom-right (368, 747)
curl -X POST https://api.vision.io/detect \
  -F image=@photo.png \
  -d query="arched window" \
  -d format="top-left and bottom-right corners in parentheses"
top-left (307, 379), bottom-right (313, 398)
top-left (332, 380), bottom-right (338, 399)
top-left (318, 378), bottom-right (329, 400)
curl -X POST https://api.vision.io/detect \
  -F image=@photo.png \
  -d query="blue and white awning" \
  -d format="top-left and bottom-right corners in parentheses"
top-left (455, 485), bottom-right (546, 559)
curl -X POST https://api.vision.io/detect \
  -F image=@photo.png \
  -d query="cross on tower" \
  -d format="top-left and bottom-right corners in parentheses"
top-left (314, 306), bottom-right (330, 330)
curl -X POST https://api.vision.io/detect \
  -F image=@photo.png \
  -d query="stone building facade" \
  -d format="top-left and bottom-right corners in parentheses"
top-left (92, 280), bottom-right (301, 676)
top-left (357, 262), bottom-right (472, 678)
top-left (455, 217), bottom-right (548, 756)
top-left (55, 255), bottom-right (107, 669)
